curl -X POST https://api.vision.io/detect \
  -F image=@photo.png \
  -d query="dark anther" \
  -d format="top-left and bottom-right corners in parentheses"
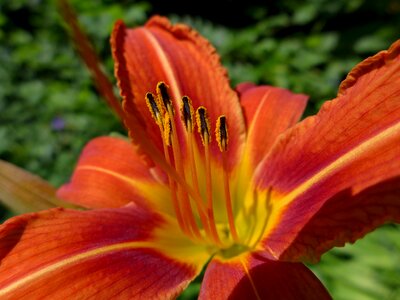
top-left (157, 82), bottom-right (171, 108)
top-left (198, 107), bottom-right (210, 137)
top-left (182, 96), bottom-right (192, 125)
top-left (146, 92), bottom-right (160, 118)
top-left (219, 116), bottom-right (227, 143)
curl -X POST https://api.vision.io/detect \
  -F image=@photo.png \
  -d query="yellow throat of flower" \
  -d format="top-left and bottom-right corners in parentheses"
top-left (144, 82), bottom-right (269, 257)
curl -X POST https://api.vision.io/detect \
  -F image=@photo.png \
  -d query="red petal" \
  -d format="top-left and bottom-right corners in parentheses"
top-left (57, 136), bottom-right (174, 215)
top-left (255, 39), bottom-right (400, 259)
top-left (0, 206), bottom-right (208, 299)
top-left (111, 16), bottom-right (245, 168)
top-left (239, 84), bottom-right (308, 169)
top-left (199, 252), bottom-right (331, 300)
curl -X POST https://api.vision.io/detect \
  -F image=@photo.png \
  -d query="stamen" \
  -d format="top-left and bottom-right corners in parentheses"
top-left (156, 83), bottom-right (182, 173)
top-left (216, 115), bottom-right (228, 152)
top-left (181, 96), bottom-right (195, 132)
top-left (180, 96), bottom-right (200, 193)
top-left (196, 107), bottom-right (221, 245)
top-left (216, 116), bottom-right (239, 243)
top-left (164, 158), bottom-right (187, 236)
top-left (145, 93), bottom-right (188, 236)
top-left (196, 107), bottom-right (211, 145)
top-left (156, 82), bottom-right (206, 241)
top-left (146, 83), bottom-right (245, 247)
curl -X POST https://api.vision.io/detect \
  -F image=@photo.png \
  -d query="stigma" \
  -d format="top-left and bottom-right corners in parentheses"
top-left (144, 82), bottom-right (238, 248)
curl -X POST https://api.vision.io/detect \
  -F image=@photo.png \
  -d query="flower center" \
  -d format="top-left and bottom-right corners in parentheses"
top-left (145, 82), bottom-right (240, 249)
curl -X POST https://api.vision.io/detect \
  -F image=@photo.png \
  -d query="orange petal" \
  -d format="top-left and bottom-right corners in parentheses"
top-left (238, 83), bottom-right (308, 169)
top-left (254, 39), bottom-right (400, 259)
top-left (199, 252), bottom-right (331, 300)
top-left (0, 205), bottom-right (209, 299)
top-left (0, 159), bottom-right (81, 214)
top-left (111, 16), bottom-right (245, 168)
top-left (57, 136), bottom-right (174, 215)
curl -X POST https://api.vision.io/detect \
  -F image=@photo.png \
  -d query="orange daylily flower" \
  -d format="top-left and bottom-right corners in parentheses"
top-left (0, 8), bottom-right (400, 299)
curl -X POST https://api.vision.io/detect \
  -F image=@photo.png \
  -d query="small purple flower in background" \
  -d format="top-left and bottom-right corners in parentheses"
top-left (51, 116), bottom-right (65, 131)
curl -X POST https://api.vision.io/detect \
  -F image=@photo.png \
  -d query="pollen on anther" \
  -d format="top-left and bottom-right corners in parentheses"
top-left (196, 106), bottom-right (211, 145)
top-left (181, 96), bottom-right (195, 132)
top-left (216, 115), bottom-right (228, 152)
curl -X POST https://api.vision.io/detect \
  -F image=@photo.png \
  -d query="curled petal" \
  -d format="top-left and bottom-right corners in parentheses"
top-left (280, 177), bottom-right (400, 262)
top-left (254, 39), bottom-right (400, 259)
top-left (111, 16), bottom-right (245, 169)
top-left (338, 39), bottom-right (400, 96)
top-left (57, 136), bottom-right (174, 215)
top-left (0, 205), bottom-right (209, 299)
top-left (199, 252), bottom-right (331, 300)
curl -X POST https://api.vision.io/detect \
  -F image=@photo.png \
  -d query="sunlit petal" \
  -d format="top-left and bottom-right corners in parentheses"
top-left (0, 205), bottom-right (209, 299)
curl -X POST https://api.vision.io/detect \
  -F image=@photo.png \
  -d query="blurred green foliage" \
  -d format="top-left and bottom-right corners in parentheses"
top-left (0, 0), bottom-right (399, 299)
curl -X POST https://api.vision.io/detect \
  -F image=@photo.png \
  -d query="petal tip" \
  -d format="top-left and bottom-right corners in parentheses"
top-left (338, 38), bottom-right (400, 96)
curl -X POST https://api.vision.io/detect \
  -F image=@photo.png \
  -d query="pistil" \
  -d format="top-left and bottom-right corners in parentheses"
top-left (196, 107), bottom-right (222, 246)
top-left (181, 96), bottom-right (200, 195)
top-left (216, 116), bottom-right (240, 243)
